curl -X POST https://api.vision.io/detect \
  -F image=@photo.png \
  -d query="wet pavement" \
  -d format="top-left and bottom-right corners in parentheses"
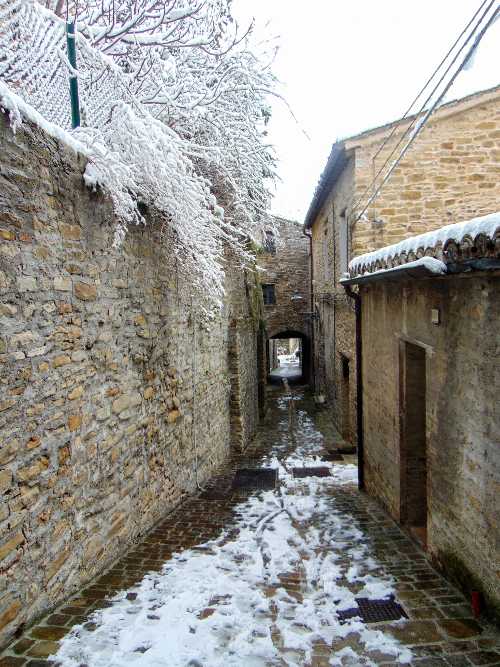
top-left (269, 359), bottom-right (302, 382)
top-left (1, 385), bottom-right (499, 666)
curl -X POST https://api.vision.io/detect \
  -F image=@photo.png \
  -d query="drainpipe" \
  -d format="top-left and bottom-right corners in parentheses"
top-left (343, 284), bottom-right (364, 491)
top-left (303, 227), bottom-right (315, 391)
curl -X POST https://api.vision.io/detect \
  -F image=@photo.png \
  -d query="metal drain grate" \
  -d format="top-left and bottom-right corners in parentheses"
top-left (199, 474), bottom-right (234, 500)
top-left (321, 452), bottom-right (344, 462)
top-left (232, 468), bottom-right (278, 491)
top-left (292, 467), bottom-right (331, 478)
top-left (337, 596), bottom-right (408, 624)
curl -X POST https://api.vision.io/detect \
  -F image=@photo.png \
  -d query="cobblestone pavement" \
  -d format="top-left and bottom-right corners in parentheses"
top-left (1, 386), bottom-right (499, 666)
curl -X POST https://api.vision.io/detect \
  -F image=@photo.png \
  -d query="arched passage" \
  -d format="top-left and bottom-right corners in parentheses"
top-left (267, 329), bottom-right (311, 385)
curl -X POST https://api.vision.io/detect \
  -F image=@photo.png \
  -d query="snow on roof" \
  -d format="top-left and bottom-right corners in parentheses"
top-left (348, 212), bottom-right (500, 277)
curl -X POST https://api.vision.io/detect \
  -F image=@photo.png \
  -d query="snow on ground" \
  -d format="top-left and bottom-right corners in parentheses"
top-left (53, 452), bottom-right (412, 666)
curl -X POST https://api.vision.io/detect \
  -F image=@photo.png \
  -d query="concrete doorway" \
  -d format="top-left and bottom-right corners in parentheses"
top-left (267, 331), bottom-right (310, 385)
top-left (400, 341), bottom-right (427, 547)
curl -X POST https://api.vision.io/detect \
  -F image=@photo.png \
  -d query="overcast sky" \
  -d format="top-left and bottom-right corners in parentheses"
top-left (233, 1), bottom-right (500, 222)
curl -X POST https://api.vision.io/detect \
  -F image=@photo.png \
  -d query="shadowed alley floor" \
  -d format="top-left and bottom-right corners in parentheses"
top-left (1, 386), bottom-right (499, 666)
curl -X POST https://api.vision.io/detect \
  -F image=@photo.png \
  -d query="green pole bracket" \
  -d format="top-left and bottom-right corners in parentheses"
top-left (66, 21), bottom-right (81, 129)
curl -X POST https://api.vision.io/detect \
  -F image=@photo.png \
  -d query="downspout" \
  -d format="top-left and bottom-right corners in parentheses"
top-left (303, 227), bottom-right (315, 391)
top-left (343, 284), bottom-right (364, 491)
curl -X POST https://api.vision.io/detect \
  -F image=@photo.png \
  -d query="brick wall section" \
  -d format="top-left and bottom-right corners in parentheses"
top-left (308, 88), bottom-right (500, 446)
top-left (0, 113), bottom-right (259, 645)
top-left (360, 273), bottom-right (500, 619)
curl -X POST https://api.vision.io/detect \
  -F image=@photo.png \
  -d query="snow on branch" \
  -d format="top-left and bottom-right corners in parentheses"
top-left (0, 0), bottom-right (278, 311)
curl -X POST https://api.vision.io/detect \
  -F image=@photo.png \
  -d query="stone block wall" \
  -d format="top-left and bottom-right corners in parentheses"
top-left (224, 244), bottom-right (265, 449)
top-left (0, 112), bottom-right (259, 646)
top-left (311, 159), bottom-right (357, 444)
top-left (360, 273), bottom-right (500, 619)
top-left (351, 89), bottom-right (500, 257)
top-left (258, 217), bottom-right (310, 339)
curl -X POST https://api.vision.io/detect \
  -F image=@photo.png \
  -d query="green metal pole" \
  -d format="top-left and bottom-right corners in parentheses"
top-left (66, 21), bottom-right (81, 129)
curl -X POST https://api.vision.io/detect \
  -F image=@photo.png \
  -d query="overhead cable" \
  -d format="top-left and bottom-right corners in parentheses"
top-left (353, 0), bottom-right (498, 222)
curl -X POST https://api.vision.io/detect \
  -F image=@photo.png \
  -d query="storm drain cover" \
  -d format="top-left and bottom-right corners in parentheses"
top-left (232, 468), bottom-right (278, 491)
top-left (199, 474), bottom-right (233, 500)
top-left (337, 596), bottom-right (408, 624)
top-left (321, 452), bottom-right (344, 462)
top-left (292, 467), bottom-right (331, 478)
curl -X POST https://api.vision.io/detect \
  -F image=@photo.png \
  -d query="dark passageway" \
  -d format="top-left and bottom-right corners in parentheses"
top-left (267, 330), bottom-right (310, 385)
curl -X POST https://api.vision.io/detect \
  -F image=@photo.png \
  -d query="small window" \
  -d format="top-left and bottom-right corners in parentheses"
top-left (264, 230), bottom-right (276, 254)
top-left (262, 284), bottom-right (276, 305)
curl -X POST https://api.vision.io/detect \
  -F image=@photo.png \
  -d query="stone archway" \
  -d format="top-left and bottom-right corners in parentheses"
top-left (267, 329), bottom-right (311, 385)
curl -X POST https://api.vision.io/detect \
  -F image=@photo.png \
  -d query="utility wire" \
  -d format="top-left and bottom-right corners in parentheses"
top-left (368, 0), bottom-right (491, 169)
top-left (353, 0), bottom-right (496, 219)
top-left (353, 0), bottom-right (498, 222)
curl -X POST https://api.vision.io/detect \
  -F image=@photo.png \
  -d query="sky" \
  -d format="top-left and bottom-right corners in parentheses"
top-left (233, 0), bottom-right (500, 222)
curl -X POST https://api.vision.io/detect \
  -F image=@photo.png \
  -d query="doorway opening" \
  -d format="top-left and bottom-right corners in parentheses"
top-left (339, 353), bottom-right (351, 441)
top-left (267, 331), bottom-right (310, 385)
top-left (400, 341), bottom-right (427, 547)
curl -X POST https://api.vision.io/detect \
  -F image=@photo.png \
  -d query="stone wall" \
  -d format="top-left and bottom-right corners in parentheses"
top-left (257, 217), bottom-right (311, 380)
top-left (360, 272), bottom-right (500, 619)
top-left (311, 158), bottom-right (357, 443)
top-left (225, 251), bottom-right (264, 449)
top-left (0, 112), bottom-right (260, 646)
top-left (350, 88), bottom-right (500, 257)
top-left (258, 217), bottom-right (310, 338)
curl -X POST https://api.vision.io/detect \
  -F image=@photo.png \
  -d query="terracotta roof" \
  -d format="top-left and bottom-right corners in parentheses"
top-left (347, 212), bottom-right (500, 277)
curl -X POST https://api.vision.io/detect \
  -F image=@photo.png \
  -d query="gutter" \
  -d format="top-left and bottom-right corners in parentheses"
top-left (302, 227), bottom-right (315, 390)
top-left (343, 284), bottom-right (364, 491)
top-left (341, 262), bottom-right (446, 286)
top-left (304, 143), bottom-right (347, 230)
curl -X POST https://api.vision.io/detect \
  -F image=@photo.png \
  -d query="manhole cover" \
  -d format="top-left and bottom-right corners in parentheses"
top-left (199, 474), bottom-right (233, 500)
top-left (232, 468), bottom-right (277, 491)
top-left (321, 452), bottom-right (344, 462)
top-left (337, 596), bottom-right (408, 624)
top-left (292, 467), bottom-right (331, 478)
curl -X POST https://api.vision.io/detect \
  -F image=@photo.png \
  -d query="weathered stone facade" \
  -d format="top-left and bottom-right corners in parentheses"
top-left (257, 217), bottom-right (311, 381)
top-left (305, 85), bottom-right (500, 446)
top-left (0, 112), bottom-right (261, 647)
top-left (226, 249), bottom-right (266, 449)
top-left (358, 270), bottom-right (500, 620)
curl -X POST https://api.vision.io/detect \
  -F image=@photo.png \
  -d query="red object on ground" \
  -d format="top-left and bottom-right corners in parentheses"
top-left (471, 590), bottom-right (481, 618)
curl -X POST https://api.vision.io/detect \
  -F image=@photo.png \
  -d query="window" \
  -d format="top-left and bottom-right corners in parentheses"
top-left (262, 284), bottom-right (276, 305)
top-left (264, 230), bottom-right (276, 254)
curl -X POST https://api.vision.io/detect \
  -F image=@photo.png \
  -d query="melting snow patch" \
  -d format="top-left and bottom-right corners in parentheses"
top-left (53, 460), bottom-right (410, 667)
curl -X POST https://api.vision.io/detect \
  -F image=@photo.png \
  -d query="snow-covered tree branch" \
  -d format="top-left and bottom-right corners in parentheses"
top-left (1, 0), bottom-right (278, 309)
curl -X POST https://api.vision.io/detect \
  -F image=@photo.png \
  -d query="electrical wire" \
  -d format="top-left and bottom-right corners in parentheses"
top-left (353, 0), bottom-right (498, 222)
top-left (368, 0), bottom-right (491, 170)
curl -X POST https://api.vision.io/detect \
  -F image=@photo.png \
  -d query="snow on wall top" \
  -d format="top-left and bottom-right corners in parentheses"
top-left (348, 212), bottom-right (500, 277)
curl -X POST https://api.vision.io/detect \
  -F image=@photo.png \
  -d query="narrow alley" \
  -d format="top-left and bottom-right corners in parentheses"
top-left (2, 385), bottom-right (499, 667)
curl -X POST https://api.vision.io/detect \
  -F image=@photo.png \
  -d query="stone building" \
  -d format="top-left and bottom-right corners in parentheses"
top-left (0, 111), bottom-right (264, 646)
top-left (342, 212), bottom-right (500, 621)
top-left (304, 85), bottom-right (500, 447)
top-left (257, 216), bottom-right (311, 383)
